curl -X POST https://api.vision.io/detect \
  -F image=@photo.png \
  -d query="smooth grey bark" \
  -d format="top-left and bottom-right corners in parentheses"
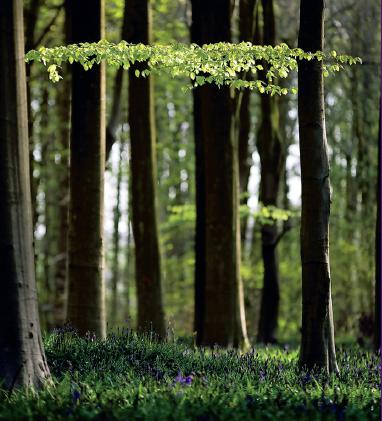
top-left (66, 0), bottom-right (106, 339)
top-left (0, 0), bottom-right (50, 389)
top-left (298, 0), bottom-right (338, 373)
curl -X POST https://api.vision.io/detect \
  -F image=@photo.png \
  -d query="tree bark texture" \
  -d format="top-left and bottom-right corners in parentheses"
top-left (298, 0), bottom-right (338, 373)
top-left (0, 0), bottom-right (50, 389)
top-left (127, 0), bottom-right (166, 338)
top-left (191, 0), bottom-right (248, 347)
top-left (66, 0), bottom-right (106, 339)
top-left (256, 0), bottom-right (283, 344)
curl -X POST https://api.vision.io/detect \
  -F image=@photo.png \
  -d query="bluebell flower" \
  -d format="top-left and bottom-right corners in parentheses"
top-left (174, 371), bottom-right (194, 386)
top-left (72, 389), bottom-right (81, 404)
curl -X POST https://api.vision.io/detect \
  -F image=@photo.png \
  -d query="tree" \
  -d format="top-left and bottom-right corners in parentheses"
top-left (256, 0), bottom-right (284, 344)
top-left (110, 141), bottom-right (124, 326)
top-left (105, 0), bottom-right (128, 160)
top-left (127, 0), bottom-right (166, 337)
top-left (237, 0), bottom-right (257, 241)
top-left (374, 104), bottom-right (381, 351)
top-left (191, 0), bottom-right (249, 347)
top-left (53, 0), bottom-right (71, 328)
top-left (298, 0), bottom-right (338, 373)
top-left (66, 0), bottom-right (106, 338)
top-left (0, 0), bottom-right (50, 389)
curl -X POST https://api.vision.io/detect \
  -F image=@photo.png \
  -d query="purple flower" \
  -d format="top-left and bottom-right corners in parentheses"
top-left (72, 389), bottom-right (81, 404)
top-left (301, 372), bottom-right (312, 386)
top-left (174, 371), bottom-right (194, 386)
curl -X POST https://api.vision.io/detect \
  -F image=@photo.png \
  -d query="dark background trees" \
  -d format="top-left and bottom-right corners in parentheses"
top-left (4, 0), bottom-right (379, 373)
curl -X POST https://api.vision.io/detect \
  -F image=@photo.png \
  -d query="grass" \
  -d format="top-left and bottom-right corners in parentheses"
top-left (0, 328), bottom-right (380, 420)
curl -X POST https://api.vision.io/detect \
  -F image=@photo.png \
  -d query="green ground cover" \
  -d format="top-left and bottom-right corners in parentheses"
top-left (0, 329), bottom-right (380, 420)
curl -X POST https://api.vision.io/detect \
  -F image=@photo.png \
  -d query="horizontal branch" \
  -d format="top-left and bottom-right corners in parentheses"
top-left (25, 40), bottom-right (362, 95)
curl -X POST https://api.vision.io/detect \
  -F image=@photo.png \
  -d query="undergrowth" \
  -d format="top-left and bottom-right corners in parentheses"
top-left (0, 328), bottom-right (380, 420)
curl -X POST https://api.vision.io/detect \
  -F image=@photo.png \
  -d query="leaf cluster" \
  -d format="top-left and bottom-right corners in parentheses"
top-left (25, 40), bottom-right (361, 94)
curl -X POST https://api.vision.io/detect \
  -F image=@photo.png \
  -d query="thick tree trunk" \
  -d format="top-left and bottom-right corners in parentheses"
top-left (298, 0), bottom-right (338, 373)
top-left (191, 0), bottom-right (248, 347)
top-left (0, 0), bottom-right (50, 389)
top-left (256, 0), bottom-right (283, 344)
top-left (66, 0), bottom-right (106, 338)
top-left (192, 85), bottom-right (206, 343)
top-left (127, 0), bottom-right (165, 338)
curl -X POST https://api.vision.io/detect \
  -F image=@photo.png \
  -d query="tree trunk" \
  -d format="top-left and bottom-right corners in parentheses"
top-left (256, 0), bottom-right (283, 344)
top-left (374, 103), bottom-right (381, 351)
top-left (105, 0), bottom-right (129, 160)
top-left (238, 0), bottom-right (257, 241)
top-left (0, 0), bottom-right (50, 389)
top-left (298, 0), bottom-right (338, 373)
top-left (24, 0), bottom-right (42, 230)
top-left (53, 0), bottom-right (71, 328)
top-left (127, 0), bottom-right (165, 338)
top-left (66, 0), bottom-right (106, 339)
top-left (110, 141), bottom-right (123, 327)
top-left (191, 0), bottom-right (248, 347)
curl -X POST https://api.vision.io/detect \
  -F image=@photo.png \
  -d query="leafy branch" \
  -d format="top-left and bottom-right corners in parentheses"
top-left (25, 40), bottom-right (361, 95)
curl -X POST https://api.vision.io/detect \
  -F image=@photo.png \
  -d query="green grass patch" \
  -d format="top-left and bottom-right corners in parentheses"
top-left (0, 329), bottom-right (380, 420)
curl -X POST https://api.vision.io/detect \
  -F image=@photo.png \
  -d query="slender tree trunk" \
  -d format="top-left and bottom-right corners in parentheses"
top-left (238, 0), bottom-right (257, 242)
top-left (24, 0), bottom-right (42, 230)
top-left (127, 0), bottom-right (165, 337)
top-left (110, 142), bottom-right (123, 326)
top-left (40, 87), bottom-right (55, 330)
top-left (298, 0), bottom-right (338, 373)
top-left (124, 220), bottom-right (132, 323)
top-left (53, 0), bottom-right (71, 328)
top-left (374, 103), bottom-right (381, 351)
top-left (66, 0), bottom-right (106, 338)
top-left (191, 0), bottom-right (248, 347)
top-left (105, 0), bottom-right (129, 160)
top-left (256, 0), bottom-right (283, 344)
top-left (0, 0), bottom-right (50, 389)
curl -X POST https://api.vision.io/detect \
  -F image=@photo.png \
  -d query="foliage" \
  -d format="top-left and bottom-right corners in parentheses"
top-left (25, 40), bottom-right (361, 94)
top-left (0, 331), bottom-right (379, 420)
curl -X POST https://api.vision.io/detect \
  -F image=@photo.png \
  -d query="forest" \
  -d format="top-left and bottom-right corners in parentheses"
top-left (0, 0), bottom-right (380, 419)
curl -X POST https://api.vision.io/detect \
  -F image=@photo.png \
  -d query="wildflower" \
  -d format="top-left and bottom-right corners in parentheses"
top-left (72, 389), bottom-right (81, 404)
top-left (173, 371), bottom-right (194, 386)
top-left (301, 372), bottom-right (312, 386)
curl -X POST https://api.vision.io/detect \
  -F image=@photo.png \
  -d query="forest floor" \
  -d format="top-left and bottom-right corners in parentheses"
top-left (0, 330), bottom-right (380, 420)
